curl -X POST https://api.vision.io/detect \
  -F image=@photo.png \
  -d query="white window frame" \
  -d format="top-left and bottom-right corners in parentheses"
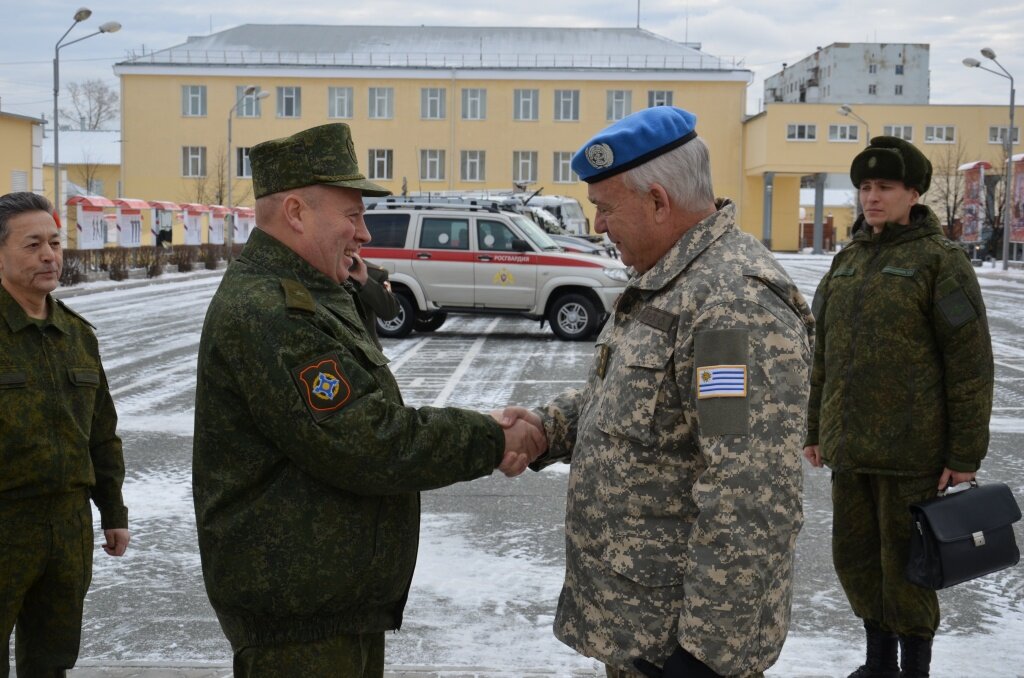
top-left (883, 125), bottom-right (913, 141)
top-left (368, 87), bottom-right (394, 119)
top-left (328, 87), bottom-right (353, 119)
top-left (513, 89), bottom-right (539, 121)
top-left (421, 88), bottom-right (447, 120)
top-left (513, 151), bottom-right (538, 183)
top-left (648, 90), bottom-right (673, 107)
top-left (828, 124), bottom-right (860, 143)
top-left (552, 151), bottom-right (577, 183)
top-left (236, 86), bottom-right (262, 118)
top-left (868, 64), bottom-right (878, 74)
top-left (989, 126), bottom-right (1021, 144)
top-left (182, 146), bottom-right (206, 177)
top-left (868, 84), bottom-right (877, 95)
top-left (368, 149), bottom-right (393, 180)
top-left (554, 90), bottom-right (580, 121)
top-left (606, 90), bottom-right (632, 121)
top-left (460, 150), bottom-right (486, 182)
top-left (461, 88), bottom-right (487, 120)
top-left (277, 86), bottom-right (301, 118)
top-left (895, 84), bottom-right (903, 96)
top-left (235, 147), bottom-right (252, 178)
top-left (181, 85), bottom-right (206, 117)
top-left (420, 149), bottom-right (446, 181)
top-left (786, 123), bottom-right (817, 141)
top-left (895, 64), bottom-right (905, 75)
top-left (925, 125), bottom-right (956, 144)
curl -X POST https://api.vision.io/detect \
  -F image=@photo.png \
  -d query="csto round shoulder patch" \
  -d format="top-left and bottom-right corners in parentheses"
top-left (586, 143), bottom-right (614, 169)
top-left (291, 352), bottom-right (353, 422)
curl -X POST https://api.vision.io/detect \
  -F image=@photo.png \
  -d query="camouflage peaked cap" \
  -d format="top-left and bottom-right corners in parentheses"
top-left (850, 135), bottom-right (932, 194)
top-left (250, 123), bottom-right (391, 199)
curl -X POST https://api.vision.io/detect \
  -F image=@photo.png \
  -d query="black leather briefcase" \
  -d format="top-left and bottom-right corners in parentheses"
top-left (905, 482), bottom-right (1022, 590)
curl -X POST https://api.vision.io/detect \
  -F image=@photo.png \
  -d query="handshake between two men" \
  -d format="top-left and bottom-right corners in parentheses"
top-left (491, 406), bottom-right (547, 477)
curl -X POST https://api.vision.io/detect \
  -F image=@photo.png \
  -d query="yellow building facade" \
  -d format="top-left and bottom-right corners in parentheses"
top-left (114, 25), bottom-right (750, 244)
top-left (743, 102), bottom-right (1023, 250)
top-left (0, 112), bottom-right (44, 196)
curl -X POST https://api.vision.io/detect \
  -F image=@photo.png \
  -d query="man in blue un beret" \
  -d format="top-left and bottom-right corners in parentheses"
top-left (500, 107), bottom-right (814, 677)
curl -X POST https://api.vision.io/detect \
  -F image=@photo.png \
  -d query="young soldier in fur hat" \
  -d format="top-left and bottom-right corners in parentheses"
top-left (804, 137), bottom-right (994, 678)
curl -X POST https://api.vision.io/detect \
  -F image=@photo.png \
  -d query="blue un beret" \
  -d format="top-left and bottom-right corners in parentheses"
top-left (571, 106), bottom-right (698, 183)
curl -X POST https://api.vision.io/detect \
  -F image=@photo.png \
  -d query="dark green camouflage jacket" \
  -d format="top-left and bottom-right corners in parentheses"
top-left (0, 286), bottom-right (127, 528)
top-left (192, 228), bottom-right (504, 648)
top-left (806, 205), bottom-right (994, 475)
top-left (532, 202), bottom-right (813, 676)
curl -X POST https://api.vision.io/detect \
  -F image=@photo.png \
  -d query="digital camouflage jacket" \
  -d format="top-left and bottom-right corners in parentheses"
top-left (805, 205), bottom-right (994, 475)
top-left (192, 228), bottom-right (504, 648)
top-left (532, 202), bottom-right (813, 677)
top-left (0, 286), bottom-right (127, 528)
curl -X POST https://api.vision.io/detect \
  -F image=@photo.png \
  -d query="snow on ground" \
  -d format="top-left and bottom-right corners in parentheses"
top-left (18, 254), bottom-right (1022, 676)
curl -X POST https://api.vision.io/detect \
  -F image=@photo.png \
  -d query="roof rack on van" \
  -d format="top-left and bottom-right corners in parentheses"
top-left (364, 196), bottom-right (511, 213)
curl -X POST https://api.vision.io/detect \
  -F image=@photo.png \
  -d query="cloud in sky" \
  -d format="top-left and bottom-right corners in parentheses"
top-left (1, 0), bottom-right (1020, 119)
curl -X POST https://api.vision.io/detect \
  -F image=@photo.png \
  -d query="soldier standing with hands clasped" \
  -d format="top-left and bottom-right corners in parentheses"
top-left (0, 192), bottom-right (130, 677)
top-left (501, 106), bottom-right (814, 677)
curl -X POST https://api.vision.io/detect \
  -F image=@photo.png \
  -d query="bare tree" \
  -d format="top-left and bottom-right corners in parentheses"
top-left (59, 79), bottom-right (119, 131)
top-left (72, 149), bottom-right (103, 196)
top-left (925, 139), bottom-right (968, 240)
top-left (182, 148), bottom-right (228, 206)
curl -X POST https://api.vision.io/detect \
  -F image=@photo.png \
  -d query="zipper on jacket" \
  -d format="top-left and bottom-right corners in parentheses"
top-left (835, 242), bottom-right (883, 463)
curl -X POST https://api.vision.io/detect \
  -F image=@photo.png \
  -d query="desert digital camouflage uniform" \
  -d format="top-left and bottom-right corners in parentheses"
top-left (532, 200), bottom-right (813, 677)
top-left (192, 227), bottom-right (505, 658)
top-left (805, 204), bottom-right (993, 638)
top-left (0, 286), bottom-right (127, 675)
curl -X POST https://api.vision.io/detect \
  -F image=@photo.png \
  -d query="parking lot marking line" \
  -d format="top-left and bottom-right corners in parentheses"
top-left (431, 319), bottom-right (500, 407)
top-left (995, 359), bottom-right (1024, 375)
top-left (387, 336), bottom-right (431, 374)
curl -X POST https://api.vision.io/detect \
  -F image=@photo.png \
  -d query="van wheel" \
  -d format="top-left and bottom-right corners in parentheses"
top-left (376, 295), bottom-right (416, 338)
top-left (415, 312), bottom-right (447, 332)
top-left (549, 294), bottom-right (598, 341)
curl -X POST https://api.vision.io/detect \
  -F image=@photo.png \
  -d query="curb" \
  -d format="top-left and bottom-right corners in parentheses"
top-left (53, 269), bottom-right (224, 299)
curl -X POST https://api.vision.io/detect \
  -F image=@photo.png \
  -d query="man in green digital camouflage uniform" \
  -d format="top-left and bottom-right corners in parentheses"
top-left (0, 192), bottom-right (130, 677)
top-left (502, 107), bottom-right (814, 677)
top-left (348, 253), bottom-right (400, 348)
top-left (192, 123), bottom-right (543, 677)
top-left (803, 137), bottom-right (994, 678)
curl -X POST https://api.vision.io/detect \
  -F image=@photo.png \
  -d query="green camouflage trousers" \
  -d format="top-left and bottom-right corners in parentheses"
top-left (0, 492), bottom-right (93, 677)
top-left (832, 472), bottom-right (940, 639)
top-left (233, 631), bottom-right (385, 677)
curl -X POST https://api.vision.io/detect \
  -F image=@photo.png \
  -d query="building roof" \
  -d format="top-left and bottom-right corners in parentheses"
top-left (42, 130), bottom-right (120, 166)
top-left (0, 111), bottom-right (45, 124)
top-left (116, 24), bottom-right (745, 72)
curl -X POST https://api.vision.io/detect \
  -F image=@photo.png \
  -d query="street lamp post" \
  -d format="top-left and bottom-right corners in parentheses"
top-left (226, 86), bottom-right (268, 261)
top-left (53, 7), bottom-right (120, 229)
top-left (964, 48), bottom-right (1016, 270)
top-left (838, 104), bottom-right (871, 216)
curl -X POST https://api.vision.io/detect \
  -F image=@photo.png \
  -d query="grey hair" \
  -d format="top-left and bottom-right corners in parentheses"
top-left (0, 192), bottom-right (54, 246)
top-left (620, 136), bottom-right (715, 209)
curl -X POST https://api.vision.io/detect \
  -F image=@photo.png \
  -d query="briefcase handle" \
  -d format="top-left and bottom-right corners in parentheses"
top-left (937, 479), bottom-right (978, 498)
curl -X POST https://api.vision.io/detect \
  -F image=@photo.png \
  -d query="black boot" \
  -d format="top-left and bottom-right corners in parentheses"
top-left (848, 621), bottom-right (900, 678)
top-left (899, 635), bottom-right (933, 678)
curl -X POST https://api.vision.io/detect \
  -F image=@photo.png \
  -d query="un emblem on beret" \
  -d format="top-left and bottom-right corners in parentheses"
top-left (586, 143), bottom-right (614, 169)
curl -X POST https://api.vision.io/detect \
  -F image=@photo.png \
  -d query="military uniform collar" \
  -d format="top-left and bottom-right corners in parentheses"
top-left (630, 199), bottom-right (736, 293)
top-left (852, 204), bottom-right (943, 246)
top-left (241, 228), bottom-right (344, 296)
top-left (0, 285), bottom-right (70, 334)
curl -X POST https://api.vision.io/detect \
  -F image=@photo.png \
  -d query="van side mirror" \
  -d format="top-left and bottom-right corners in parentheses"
top-left (511, 238), bottom-right (532, 252)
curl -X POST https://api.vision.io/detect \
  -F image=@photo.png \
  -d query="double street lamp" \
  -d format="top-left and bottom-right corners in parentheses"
top-left (227, 86), bottom-right (270, 261)
top-left (53, 7), bottom-right (120, 224)
top-left (964, 48), bottom-right (1016, 270)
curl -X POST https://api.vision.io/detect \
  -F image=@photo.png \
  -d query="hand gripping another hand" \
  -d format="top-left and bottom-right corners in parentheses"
top-left (490, 406), bottom-right (549, 477)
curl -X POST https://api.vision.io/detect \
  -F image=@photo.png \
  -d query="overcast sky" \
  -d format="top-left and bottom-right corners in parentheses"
top-left (2, 0), bottom-right (1020, 123)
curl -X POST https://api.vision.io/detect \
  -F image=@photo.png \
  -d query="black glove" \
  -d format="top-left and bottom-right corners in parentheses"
top-left (633, 644), bottom-right (722, 678)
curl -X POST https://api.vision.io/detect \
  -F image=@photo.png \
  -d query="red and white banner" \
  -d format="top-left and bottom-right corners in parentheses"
top-left (959, 161), bottom-right (990, 244)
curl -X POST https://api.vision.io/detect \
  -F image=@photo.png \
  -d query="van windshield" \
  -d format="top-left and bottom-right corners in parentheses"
top-left (559, 201), bottom-right (586, 220)
top-left (511, 215), bottom-right (561, 250)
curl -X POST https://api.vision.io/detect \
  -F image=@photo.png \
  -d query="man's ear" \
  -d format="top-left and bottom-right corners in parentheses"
top-left (650, 183), bottom-right (672, 223)
top-left (280, 193), bottom-right (307, 234)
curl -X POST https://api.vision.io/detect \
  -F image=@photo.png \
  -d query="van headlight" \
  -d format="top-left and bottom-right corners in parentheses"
top-left (602, 267), bottom-right (629, 283)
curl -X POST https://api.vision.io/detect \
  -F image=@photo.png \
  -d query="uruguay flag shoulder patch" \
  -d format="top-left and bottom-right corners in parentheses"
top-left (696, 364), bottom-right (747, 399)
